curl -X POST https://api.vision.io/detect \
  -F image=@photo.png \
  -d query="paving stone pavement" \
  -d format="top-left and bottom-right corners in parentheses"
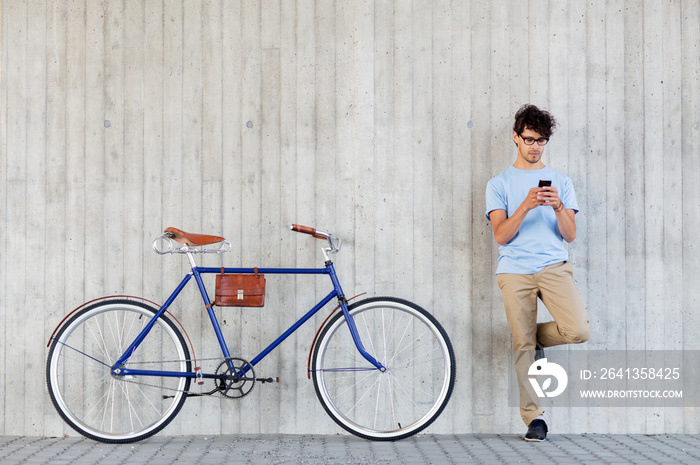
top-left (1, 434), bottom-right (700, 464)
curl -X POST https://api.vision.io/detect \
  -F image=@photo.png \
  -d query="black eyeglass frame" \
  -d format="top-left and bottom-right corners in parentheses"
top-left (519, 134), bottom-right (549, 146)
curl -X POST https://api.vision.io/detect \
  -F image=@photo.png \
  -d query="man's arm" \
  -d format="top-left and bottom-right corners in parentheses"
top-left (554, 209), bottom-right (577, 243)
top-left (489, 187), bottom-right (546, 246)
top-left (539, 186), bottom-right (576, 242)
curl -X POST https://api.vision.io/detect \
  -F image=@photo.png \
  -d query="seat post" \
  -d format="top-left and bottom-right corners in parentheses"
top-left (186, 251), bottom-right (198, 269)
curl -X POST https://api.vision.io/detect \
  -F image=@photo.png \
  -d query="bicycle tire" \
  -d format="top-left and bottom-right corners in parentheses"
top-left (46, 299), bottom-right (191, 443)
top-left (311, 297), bottom-right (455, 440)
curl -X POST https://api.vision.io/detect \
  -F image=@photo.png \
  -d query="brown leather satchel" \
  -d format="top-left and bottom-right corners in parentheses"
top-left (214, 267), bottom-right (265, 307)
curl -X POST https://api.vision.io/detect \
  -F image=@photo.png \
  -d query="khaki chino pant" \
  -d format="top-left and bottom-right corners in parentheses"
top-left (497, 261), bottom-right (589, 426)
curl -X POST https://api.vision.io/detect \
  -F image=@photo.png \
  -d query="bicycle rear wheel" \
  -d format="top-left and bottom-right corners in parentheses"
top-left (46, 299), bottom-right (191, 443)
top-left (311, 297), bottom-right (455, 440)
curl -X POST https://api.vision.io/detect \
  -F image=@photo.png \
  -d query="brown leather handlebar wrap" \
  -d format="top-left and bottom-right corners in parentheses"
top-left (291, 224), bottom-right (327, 240)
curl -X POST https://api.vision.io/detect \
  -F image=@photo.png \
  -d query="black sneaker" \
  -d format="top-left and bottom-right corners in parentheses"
top-left (524, 419), bottom-right (548, 442)
top-left (535, 344), bottom-right (545, 361)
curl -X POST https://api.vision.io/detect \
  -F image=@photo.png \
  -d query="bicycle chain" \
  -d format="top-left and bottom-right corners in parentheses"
top-left (122, 356), bottom-right (221, 366)
top-left (118, 357), bottom-right (238, 398)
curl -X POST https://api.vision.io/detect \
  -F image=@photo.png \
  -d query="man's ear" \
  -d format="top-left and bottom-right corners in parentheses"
top-left (513, 131), bottom-right (519, 146)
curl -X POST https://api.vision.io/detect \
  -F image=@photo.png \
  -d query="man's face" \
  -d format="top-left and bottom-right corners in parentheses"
top-left (513, 128), bottom-right (547, 167)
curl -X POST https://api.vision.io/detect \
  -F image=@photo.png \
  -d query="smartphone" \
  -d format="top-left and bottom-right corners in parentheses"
top-left (538, 180), bottom-right (552, 188)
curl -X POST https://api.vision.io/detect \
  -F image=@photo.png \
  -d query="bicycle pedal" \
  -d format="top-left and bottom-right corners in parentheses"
top-left (258, 377), bottom-right (279, 384)
top-left (195, 367), bottom-right (204, 385)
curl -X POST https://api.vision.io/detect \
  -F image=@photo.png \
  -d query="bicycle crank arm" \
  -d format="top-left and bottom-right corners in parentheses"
top-left (197, 373), bottom-right (253, 381)
top-left (202, 373), bottom-right (279, 383)
top-left (164, 388), bottom-right (219, 399)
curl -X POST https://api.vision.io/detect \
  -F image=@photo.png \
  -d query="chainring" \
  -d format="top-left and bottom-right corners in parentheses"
top-left (214, 358), bottom-right (255, 399)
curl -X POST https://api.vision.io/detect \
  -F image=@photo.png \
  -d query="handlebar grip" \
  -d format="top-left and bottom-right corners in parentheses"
top-left (290, 224), bottom-right (328, 240)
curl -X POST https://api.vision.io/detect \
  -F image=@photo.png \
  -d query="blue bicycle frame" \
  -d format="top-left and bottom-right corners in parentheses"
top-left (112, 260), bottom-right (384, 380)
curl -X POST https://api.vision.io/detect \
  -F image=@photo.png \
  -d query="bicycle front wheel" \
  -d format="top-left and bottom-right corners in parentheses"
top-left (311, 297), bottom-right (455, 440)
top-left (46, 299), bottom-right (191, 443)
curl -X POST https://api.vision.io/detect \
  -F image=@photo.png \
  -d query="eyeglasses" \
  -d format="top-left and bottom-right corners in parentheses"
top-left (519, 134), bottom-right (549, 146)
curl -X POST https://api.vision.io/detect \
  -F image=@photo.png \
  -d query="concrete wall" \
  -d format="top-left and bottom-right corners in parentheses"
top-left (1, 0), bottom-right (699, 436)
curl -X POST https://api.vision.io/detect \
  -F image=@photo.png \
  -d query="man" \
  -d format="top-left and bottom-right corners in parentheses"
top-left (485, 104), bottom-right (589, 441)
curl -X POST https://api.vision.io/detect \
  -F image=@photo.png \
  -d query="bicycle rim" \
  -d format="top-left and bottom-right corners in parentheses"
top-left (46, 300), bottom-right (191, 443)
top-left (311, 297), bottom-right (455, 440)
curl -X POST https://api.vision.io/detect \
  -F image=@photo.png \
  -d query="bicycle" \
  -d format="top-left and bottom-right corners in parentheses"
top-left (46, 225), bottom-right (456, 443)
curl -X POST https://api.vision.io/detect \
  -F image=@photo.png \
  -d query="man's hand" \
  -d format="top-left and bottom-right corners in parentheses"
top-left (523, 187), bottom-right (549, 211)
top-left (537, 186), bottom-right (563, 212)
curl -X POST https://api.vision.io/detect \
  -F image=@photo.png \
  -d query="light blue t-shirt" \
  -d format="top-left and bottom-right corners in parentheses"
top-left (485, 165), bottom-right (579, 275)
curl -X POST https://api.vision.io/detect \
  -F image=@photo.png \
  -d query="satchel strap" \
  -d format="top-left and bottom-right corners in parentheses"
top-left (219, 267), bottom-right (260, 277)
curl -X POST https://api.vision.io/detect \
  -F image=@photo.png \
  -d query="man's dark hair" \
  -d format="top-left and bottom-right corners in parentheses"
top-left (513, 104), bottom-right (557, 139)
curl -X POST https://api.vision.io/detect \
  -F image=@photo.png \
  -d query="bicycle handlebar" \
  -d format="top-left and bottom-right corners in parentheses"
top-left (290, 224), bottom-right (330, 240)
top-left (290, 224), bottom-right (341, 256)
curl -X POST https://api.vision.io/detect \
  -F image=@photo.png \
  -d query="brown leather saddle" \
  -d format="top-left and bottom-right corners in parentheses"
top-left (164, 227), bottom-right (225, 246)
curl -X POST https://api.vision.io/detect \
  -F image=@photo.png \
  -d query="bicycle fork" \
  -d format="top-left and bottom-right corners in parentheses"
top-left (326, 261), bottom-right (386, 372)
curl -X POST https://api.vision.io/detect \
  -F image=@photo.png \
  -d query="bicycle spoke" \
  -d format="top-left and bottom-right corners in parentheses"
top-left (388, 336), bottom-right (440, 366)
top-left (86, 320), bottom-right (114, 367)
top-left (328, 370), bottom-right (379, 404)
top-left (345, 373), bottom-right (383, 417)
top-left (385, 313), bottom-right (420, 366)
